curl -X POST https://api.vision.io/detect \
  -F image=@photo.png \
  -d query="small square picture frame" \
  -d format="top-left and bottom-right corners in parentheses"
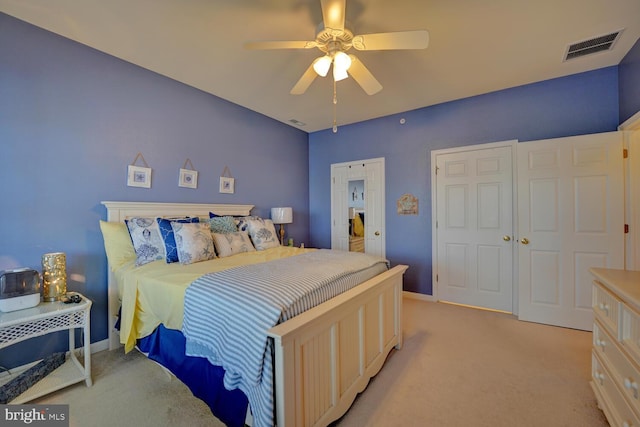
top-left (219, 176), bottom-right (235, 194)
top-left (179, 168), bottom-right (198, 189)
top-left (127, 165), bottom-right (152, 188)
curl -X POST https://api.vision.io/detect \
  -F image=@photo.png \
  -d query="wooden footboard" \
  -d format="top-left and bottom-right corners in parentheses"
top-left (268, 264), bottom-right (408, 427)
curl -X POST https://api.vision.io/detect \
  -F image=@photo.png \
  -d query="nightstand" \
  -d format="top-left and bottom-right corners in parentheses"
top-left (0, 293), bottom-right (92, 403)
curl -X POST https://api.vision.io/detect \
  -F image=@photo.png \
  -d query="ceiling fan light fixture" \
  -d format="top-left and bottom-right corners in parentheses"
top-left (313, 56), bottom-right (331, 77)
top-left (333, 64), bottom-right (349, 81)
top-left (333, 51), bottom-right (352, 71)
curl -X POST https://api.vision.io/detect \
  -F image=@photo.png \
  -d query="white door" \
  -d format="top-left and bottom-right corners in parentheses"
top-left (517, 132), bottom-right (624, 330)
top-left (331, 164), bottom-right (350, 251)
top-left (434, 144), bottom-right (514, 313)
top-left (364, 158), bottom-right (385, 257)
top-left (331, 158), bottom-right (386, 257)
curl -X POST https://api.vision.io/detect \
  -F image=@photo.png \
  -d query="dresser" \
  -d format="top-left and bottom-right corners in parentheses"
top-left (591, 268), bottom-right (640, 427)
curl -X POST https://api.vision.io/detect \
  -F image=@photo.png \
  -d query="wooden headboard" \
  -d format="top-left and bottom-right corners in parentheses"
top-left (101, 201), bottom-right (254, 350)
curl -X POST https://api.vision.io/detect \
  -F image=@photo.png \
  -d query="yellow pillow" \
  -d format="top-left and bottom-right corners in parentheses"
top-left (99, 220), bottom-right (136, 270)
top-left (352, 214), bottom-right (364, 237)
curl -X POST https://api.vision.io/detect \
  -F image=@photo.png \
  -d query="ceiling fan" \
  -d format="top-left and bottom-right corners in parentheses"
top-left (244, 0), bottom-right (429, 96)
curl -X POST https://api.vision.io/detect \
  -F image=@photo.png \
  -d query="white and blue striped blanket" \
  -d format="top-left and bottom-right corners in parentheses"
top-left (183, 249), bottom-right (389, 427)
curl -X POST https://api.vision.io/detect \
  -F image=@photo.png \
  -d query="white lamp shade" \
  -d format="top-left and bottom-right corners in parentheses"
top-left (333, 64), bottom-right (349, 81)
top-left (313, 56), bottom-right (331, 77)
top-left (271, 207), bottom-right (293, 224)
top-left (333, 51), bottom-right (352, 71)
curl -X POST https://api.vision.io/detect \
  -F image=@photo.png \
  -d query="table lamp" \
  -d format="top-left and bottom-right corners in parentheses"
top-left (271, 207), bottom-right (293, 245)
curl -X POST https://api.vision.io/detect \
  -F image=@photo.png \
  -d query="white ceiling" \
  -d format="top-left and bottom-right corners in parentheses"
top-left (2, 0), bottom-right (639, 132)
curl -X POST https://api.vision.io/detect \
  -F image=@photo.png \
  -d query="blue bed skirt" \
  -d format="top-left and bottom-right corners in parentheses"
top-left (137, 324), bottom-right (248, 427)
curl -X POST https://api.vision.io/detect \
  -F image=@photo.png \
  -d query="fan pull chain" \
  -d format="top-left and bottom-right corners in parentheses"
top-left (332, 80), bottom-right (338, 133)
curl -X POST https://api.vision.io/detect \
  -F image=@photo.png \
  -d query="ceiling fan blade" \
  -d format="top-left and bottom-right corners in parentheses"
top-left (352, 30), bottom-right (429, 51)
top-left (321, 0), bottom-right (346, 32)
top-left (347, 55), bottom-right (382, 95)
top-left (244, 40), bottom-right (317, 50)
top-left (290, 63), bottom-right (319, 95)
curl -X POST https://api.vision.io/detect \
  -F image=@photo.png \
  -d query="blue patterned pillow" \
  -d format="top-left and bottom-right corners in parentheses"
top-left (244, 218), bottom-right (280, 250)
top-left (208, 216), bottom-right (238, 234)
top-left (157, 217), bottom-right (200, 263)
top-left (171, 222), bottom-right (216, 265)
top-left (211, 231), bottom-right (255, 258)
top-left (125, 217), bottom-right (166, 266)
top-left (235, 216), bottom-right (259, 233)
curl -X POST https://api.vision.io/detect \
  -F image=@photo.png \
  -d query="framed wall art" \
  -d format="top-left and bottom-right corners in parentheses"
top-left (127, 153), bottom-right (152, 188)
top-left (178, 159), bottom-right (198, 189)
top-left (219, 176), bottom-right (235, 194)
top-left (219, 165), bottom-right (234, 194)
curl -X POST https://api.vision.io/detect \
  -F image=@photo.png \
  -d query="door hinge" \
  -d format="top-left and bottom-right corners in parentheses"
top-left (625, 224), bottom-right (629, 234)
top-left (436, 274), bottom-right (438, 282)
top-left (623, 148), bottom-right (628, 159)
top-left (435, 166), bottom-right (439, 175)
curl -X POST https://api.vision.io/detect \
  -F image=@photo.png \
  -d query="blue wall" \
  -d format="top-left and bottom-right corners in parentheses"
top-left (1, 10), bottom-right (638, 369)
top-left (0, 13), bottom-right (309, 368)
top-left (308, 67), bottom-right (620, 295)
top-left (619, 38), bottom-right (640, 124)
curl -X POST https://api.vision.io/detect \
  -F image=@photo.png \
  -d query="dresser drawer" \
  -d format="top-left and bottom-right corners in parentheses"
top-left (594, 281), bottom-right (622, 338)
top-left (593, 351), bottom-right (640, 427)
top-left (622, 305), bottom-right (640, 364)
top-left (594, 321), bottom-right (640, 417)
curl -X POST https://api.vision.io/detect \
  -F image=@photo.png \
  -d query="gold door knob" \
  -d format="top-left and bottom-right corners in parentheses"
top-left (503, 235), bottom-right (511, 242)
top-left (521, 237), bottom-right (530, 245)
top-left (374, 231), bottom-right (380, 236)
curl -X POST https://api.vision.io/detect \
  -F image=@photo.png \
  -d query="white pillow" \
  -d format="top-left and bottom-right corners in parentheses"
top-left (212, 231), bottom-right (256, 258)
top-left (244, 218), bottom-right (280, 250)
top-left (125, 217), bottom-right (166, 266)
top-left (171, 222), bottom-right (216, 265)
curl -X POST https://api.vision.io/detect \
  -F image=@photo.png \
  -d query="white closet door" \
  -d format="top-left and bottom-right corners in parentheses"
top-left (331, 158), bottom-right (385, 257)
top-left (331, 164), bottom-right (349, 251)
top-left (517, 132), bottom-right (624, 331)
top-left (364, 159), bottom-right (385, 258)
top-left (434, 145), bottom-right (514, 313)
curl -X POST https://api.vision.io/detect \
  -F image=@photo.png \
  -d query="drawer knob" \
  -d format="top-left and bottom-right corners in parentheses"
top-left (596, 339), bottom-right (606, 350)
top-left (622, 422), bottom-right (630, 427)
top-left (624, 378), bottom-right (639, 398)
top-left (595, 371), bottom-right (605, 385)
top-left (598, 302), bottom-right (610, 315)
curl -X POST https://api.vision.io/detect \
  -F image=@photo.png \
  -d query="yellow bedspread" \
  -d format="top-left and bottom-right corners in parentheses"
top-left (116, 246), bottom-right (315, 352)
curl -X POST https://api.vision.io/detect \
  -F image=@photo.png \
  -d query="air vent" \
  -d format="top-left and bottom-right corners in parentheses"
top-left (564, 30), bottom-right (623, 61)
top-left (289, 119), bottom-right (306, 126)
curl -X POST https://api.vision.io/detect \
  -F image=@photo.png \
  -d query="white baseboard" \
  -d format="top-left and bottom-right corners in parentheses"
top-left (90, 339), bottom-right (110, 354)
top-left (403, 291), bottom-right (436, 302)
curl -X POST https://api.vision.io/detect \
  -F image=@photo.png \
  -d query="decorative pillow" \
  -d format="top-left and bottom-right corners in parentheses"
top-left (171, 222), bottom-right (216, 265)
top-left (157, 217), bottom-right (200, 263)
top-left (235, 216), bottom-right (259, 233)
top-left (125, 217), bottom-right (166, 266)
top-left (211, 231), bottom-right (256, 258)
top-left (244, 218), bottom-right (280, 250)
top-left (99, 221), bottom-right (136, 270)
top-left (208, 216), bottom-right (238, 234)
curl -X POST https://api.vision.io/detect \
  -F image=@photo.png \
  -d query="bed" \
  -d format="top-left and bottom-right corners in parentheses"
top-left (100, 201), bottom-right (408, 427)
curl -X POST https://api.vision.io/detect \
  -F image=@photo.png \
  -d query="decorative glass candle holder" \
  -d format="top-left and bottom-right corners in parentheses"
top-left (42, 252), bottom-right (67, 301)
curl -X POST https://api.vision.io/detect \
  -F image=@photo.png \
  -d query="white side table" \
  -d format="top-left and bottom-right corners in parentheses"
top-left (0, 293), bottom-right (92, 403)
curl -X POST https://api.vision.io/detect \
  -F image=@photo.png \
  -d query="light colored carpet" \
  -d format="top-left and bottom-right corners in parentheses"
top-left (35, 299), bottom-right (608, 427)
